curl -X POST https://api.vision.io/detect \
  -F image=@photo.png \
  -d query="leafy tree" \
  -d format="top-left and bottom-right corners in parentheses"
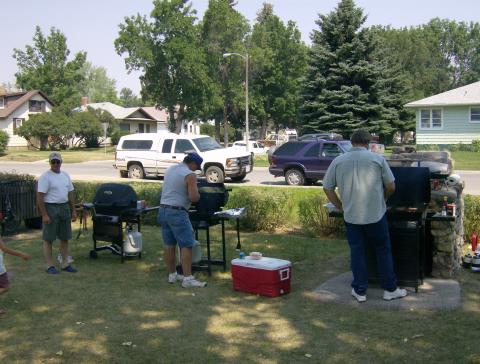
top-left (79, 62), bottom-right (118, 103)
top-left (374, 19), bottom-right (480, 100)
top-left (249, 3), bottom-right (307, 138)
top-left (0, 130), bottom-right (9, 154)
top-left (119, 87), bottom-right (142, 107)
top-left (200, 0), bottom-right (249, 144)
top-left (72, 109), bottom-right (103, 148)
top-left (299, 0), bottom-right (409, 139)
top-left (13, 26), bottom-right (87, 106)
top-left (115, 0), bottom-right (214, 133)
top-left (17, 111), bottom-right (74, 150)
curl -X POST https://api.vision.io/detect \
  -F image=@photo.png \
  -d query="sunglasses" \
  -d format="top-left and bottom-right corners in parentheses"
top-left (50, 160), bottom-right (62, 165)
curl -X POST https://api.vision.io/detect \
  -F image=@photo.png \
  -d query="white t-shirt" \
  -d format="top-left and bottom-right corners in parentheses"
top-left (0, 251), bottom-right (5, 275)
top-left (37, 170), bottom-right (74, 203)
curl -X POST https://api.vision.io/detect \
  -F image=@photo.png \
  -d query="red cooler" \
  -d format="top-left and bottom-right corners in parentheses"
top-left (231, 257), bottom-right (291, 297)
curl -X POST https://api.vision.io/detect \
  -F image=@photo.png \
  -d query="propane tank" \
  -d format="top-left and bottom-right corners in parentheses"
top-left (471, 253), bottom-right (480, 273)
top-left (471, 232), bottom-right (478, 252)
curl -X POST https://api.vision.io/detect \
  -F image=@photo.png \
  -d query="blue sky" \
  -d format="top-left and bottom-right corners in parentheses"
top-left (1, 0), bottom-right (479, 96)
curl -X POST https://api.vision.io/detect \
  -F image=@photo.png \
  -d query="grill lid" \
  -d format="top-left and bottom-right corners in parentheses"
top-left (93, 183), bottom-right (138, 216)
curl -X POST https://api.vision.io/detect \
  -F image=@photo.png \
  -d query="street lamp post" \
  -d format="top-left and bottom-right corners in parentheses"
top-left (223, 52), bottom-right (250, 153)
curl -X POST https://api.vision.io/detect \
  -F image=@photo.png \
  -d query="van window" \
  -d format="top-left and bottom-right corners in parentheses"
top-left (162, 139), bottom-right (173, 153)
top-left (121, 140), bottom-right (153, 150)
top-left (174, 139), bottom-right (195, 153)
top-left (273, 142), bottom-right (305, 156)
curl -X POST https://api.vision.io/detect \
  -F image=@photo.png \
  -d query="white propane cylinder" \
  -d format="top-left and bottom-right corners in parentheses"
top-left (124, 230), bottom-right (143, 254)
top-left (177, 240), bottom-right (202, 264)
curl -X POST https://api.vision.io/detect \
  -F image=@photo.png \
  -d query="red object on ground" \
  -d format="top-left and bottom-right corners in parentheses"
top-left (472, 233), bottom-right (478, 252)
top-left (231, 257), bottom-right (291, 297)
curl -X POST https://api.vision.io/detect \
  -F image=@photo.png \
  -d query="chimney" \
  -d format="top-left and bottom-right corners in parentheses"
top-left (81, 96), bottom-right (89, 107)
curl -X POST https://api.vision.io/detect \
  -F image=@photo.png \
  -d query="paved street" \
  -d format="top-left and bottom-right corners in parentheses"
top-left (0, 160), bottom-right (479, 195)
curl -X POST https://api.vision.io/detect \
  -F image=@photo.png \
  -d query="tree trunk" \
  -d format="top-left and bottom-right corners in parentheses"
top-left (215, 118), bottom-right (221, 141)
top-left (223, 104), bottom-right (228, 147)
top-left (174, 105), bottom-right (185, 134)
top-left (168, 106), bottom-right (176, 133)
top-left (259, 118), bottom-right (268, 140)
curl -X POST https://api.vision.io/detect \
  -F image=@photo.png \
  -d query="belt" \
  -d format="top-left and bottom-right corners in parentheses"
top-left (45, 202), bottom-right (68, 205)
top-left (160, 204), bottom-right (187, 212)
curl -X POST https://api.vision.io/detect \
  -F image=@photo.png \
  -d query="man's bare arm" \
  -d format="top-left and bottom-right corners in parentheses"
top-left (185, 173), bottom-right (200, 203)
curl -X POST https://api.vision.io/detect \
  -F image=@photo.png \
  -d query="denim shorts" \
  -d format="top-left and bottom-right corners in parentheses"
top-left (157, 207), bottom-right (195, 248)
top-left (43, 203), bottom-right (72, 242)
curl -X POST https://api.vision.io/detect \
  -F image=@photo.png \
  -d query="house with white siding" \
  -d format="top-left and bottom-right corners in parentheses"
top-left (405, 81), bottom-right (480, 144)
top-left (0, 90), bottom-right (53, 148)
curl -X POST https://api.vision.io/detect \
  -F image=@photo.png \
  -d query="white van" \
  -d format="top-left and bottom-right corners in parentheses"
top-left (114, 133), bottom-right (253, 183)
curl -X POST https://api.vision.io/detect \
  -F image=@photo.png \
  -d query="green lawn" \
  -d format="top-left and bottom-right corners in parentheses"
top-left (1, 224), bottom-right (479, 363)
top-left (450, 151), bottom-right (480, 170)
top-left (0, 147), bottom-right (116, 163)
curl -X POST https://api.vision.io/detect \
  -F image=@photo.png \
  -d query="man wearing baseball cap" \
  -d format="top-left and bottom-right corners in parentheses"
top-left (157, 152), bottom-right (207, 288)
top-left (37, 152), bottom-right (77, 274)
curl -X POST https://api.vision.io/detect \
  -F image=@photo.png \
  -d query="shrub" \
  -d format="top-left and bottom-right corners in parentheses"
top-left (416, 144), bottom-right (439, 151)
top-left (110, 129), bottom-right (130, 146)
top-left (464, 195), bottom-right (480, 242)
top-left (0, 172), bottom-right (36, 182)
top-left (0, 130), bottom-right (9, 154)
top-left (298, 195), bottom-right (344, 237)
top-left (471, 139), bottom-right (480, 152)
top-left (225, 188), bottom-right (289, 232)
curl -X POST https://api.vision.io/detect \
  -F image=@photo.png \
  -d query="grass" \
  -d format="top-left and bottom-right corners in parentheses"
top-left (0, 147), bottom-right (116, 163)
top-left (1, 223), bottom-right (479, 363)
top-left (450, 151), bottom-right (480, 170)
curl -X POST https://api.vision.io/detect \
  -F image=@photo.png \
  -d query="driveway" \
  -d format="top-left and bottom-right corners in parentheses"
top-left (0, 161), bottom-right (478, 195)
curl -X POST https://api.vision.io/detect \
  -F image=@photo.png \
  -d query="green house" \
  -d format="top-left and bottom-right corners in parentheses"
top-left (405, 81), bottom-right (480, 144)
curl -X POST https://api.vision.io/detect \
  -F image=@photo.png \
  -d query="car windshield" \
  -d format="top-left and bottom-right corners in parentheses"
top-left (192, 137), bottom-right (223, 151)
top-left (340, 141), bottom-right (352, 152)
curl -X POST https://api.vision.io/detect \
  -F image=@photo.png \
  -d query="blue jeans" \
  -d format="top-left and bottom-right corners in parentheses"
top-left (157, 208), bottom-right (195, 248)
top-left (344, 214), bottom-right (397, 294)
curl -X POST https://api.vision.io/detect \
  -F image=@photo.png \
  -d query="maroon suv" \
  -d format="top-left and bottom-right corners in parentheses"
top-left (268, 139), bottom-right (352, 186)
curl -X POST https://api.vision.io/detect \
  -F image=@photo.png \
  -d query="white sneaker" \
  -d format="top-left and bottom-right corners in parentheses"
top-left (383, 288), bottom-right (407, 301)
top-left (57, 254), bottom-right (74, 264)
top-left (168, 272), bottom-right (184, 284)
top-left (351, 288), bottom-right (367, 302)
top-left (182, 276), bottom-right (207, 288)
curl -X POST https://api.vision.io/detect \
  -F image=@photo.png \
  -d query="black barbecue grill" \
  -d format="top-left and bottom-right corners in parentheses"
top-left (366, 166), bottom-right (431, 291)
top-left (86, 183), bottom-right (157, 263)
top-left (187, 181), bottom-right (232, 275)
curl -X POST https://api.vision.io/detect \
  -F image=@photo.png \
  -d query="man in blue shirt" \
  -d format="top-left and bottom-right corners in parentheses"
top-left (323, 129), bottom-right (407, 302)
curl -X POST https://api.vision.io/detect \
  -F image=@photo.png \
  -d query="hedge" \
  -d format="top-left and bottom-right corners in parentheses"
top-left (2, 174), bottom-right (479, 239)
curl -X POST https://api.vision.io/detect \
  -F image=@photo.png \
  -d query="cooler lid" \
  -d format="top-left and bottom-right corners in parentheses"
top-left (231, 256), bottom-right (291, 270)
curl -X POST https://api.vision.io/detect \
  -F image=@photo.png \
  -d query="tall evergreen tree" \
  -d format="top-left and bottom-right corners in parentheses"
top-left (299, 0), bottom-right (409, 139)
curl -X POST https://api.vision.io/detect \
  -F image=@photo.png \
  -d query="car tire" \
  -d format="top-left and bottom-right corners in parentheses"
top-left (285, 168), bottom-right (305, 186)
top-left (205, 166), bottom-right (224, 183)
top-left (128, 163), bottom-right (145, 179)
top-left (230, 173), bottom-right (246, 182)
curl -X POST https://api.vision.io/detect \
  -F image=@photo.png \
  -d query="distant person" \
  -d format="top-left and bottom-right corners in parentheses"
top-left (37, 152), bottom-right (77, 274)
top-left (0, 237), bottom-right (31, 315)
top-left (157, 152), bottom-right (207, 288)
top-left (323, 129), bottom-right (407, 302)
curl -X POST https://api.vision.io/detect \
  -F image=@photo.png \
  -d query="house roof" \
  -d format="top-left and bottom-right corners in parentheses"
top-left (75, 102), bottom-right (168, 122)
top-left (0, 90), bottom-right (54, 119)
top-left (405, 81), bottom-right (480, 108)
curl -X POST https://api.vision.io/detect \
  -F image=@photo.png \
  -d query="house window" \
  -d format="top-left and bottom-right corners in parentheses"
top-left (29, 100), bottom-right (46, 112)
top-left (13, 118), bottom-right (24, 134)
top-left (119, 123), bottom-right (130, 132)
top-left (470, 107), bottom-right (480, 123)
top-left (0, 96), bottom-right (4, 109)
top-left (146, 124), bottom-right (150, 133)
top-left (420, 109), bottom-right (442, 129)
top-left (138, 123), bottom-right (145, 133)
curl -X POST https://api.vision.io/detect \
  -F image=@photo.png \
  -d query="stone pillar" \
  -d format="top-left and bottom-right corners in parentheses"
top-left (429, 180), bottom-right (464, 278)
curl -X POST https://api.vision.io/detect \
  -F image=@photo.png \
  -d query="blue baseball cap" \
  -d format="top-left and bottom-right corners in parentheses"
top-left (184, 152), bottom-right (203, 170)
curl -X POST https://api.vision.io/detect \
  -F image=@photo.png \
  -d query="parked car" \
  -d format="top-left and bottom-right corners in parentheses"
top-left (114, 133), bottom-right (253, 183)
top-left (268, 139), bottom-right (352, 186)
top-left (298, 132), bottom-right (343, 141)
top-left (232, 140), bottom-right (268, 155)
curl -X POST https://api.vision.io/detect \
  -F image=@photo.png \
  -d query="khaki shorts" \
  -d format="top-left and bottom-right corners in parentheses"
top-left (43, 203), bottom-right (72, 242)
